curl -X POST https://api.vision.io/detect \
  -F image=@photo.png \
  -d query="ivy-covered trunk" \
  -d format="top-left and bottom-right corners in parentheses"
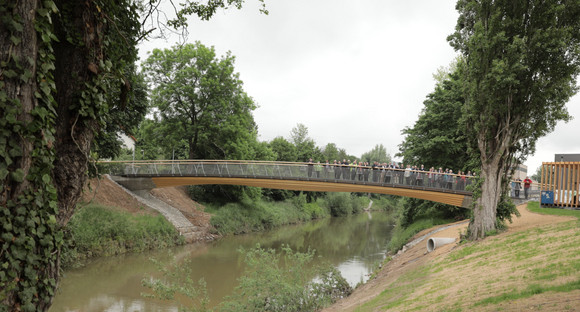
top-left (1, 1), bottom-right (104, 310)
top-left (52, 0), bottom-right (101, 226)
top-left (0, 1), bottom-right (62, 311)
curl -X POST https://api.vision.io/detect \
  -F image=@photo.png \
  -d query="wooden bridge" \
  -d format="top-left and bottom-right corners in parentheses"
top-left (102, 160), bottom-right (474, 208)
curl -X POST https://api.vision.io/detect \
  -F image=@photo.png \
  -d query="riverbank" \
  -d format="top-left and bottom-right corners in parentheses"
top-left (324, 202), bottom-right (580, 311)
top-left (80, 176), bottom-right (216, 241)
top-left (62, 177), bottom-right (216, 267)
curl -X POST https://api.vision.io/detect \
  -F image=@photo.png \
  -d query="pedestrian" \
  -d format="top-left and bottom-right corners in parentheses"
top-left (404, 164), bottom-right (412, 185)
top-left (514, 178), bottom-right (522, 197)
top-left (523, 176), bottom-right (532, 199)
top-left (416, 165), bottom-right (424, 186)
top-left (363, 162), bottom-right (370, 182)
top-left (315, 161), bottom-right (322, 178)
top-left (307, 158), bottom-right (313, 178)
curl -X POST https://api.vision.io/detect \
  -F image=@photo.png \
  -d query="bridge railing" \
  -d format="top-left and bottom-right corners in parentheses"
top-left (99, 160), bottom-right (475, 194)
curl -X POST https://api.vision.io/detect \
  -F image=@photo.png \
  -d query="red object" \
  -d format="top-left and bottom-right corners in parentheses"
top-left (523, 178), bottom-right (532, 188)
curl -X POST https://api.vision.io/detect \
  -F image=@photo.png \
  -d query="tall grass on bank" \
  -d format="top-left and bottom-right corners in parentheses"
top-left (207, 193), bottom-right (375, 236)
top-left (62, 204), bottom-right (184, 268)
top-left (206, 195), bottom-right (328, 235)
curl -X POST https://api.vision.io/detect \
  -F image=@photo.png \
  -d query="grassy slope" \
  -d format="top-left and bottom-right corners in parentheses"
top-left (357, 202), bottom-right (580, 311)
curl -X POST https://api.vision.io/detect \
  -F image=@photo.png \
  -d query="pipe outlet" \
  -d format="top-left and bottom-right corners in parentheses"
top-left (427, 237), bottom-right (456, 252)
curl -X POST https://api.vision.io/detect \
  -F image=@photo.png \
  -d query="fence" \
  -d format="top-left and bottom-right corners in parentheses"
top-left (99, 160), bottom-right (474, 194)
top-left (540, 161), bottom-right (580, 208)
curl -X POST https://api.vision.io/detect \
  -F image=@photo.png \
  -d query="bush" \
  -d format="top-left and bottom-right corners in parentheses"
top-left (372, 195), bottom-right (401, 213)
top-left (323, 192), bottom-right (369, 217)
top-left (324, 192), bottom-right (352, 217)
top-left (142, 245), bottom-right (352, 312)
top-left (220, 245), bottom-right (352, 311)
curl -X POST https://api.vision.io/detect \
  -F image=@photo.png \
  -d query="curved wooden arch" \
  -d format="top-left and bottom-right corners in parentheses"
top-left (149, 176), bottom-right (472, 208)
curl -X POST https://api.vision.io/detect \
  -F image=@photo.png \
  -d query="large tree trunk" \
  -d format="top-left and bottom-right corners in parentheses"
top-left (0, 1), bottom-right (57, 310)
top-left (52, 0), bottom-right (101, 226)
top-left (1, 1), bottom-right (103, 310)
top-left (470, 158), bottom-right (502, 239)
top-left (469, 123), bottom-right (513, 240)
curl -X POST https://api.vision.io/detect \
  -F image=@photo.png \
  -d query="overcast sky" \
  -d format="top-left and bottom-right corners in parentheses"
top-left (139, 0), bottom-right (580, 175)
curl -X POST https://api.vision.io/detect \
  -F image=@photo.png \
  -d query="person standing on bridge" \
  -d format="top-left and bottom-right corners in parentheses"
top-left (404, 164), bottom-right (412, 185)
top-left (357, 162), bottom-right (364, 181)
top-left (351, 160), bottom-right (358, 180)
top-left (324, 160), bottom-right (331, 179)
top-left (523, 176), bottom-right (532, 199)
top-left (315, 161), bottom-right (322, 178)
top-left (307, 158), bottom-right (314, 178)
top-left (363, 162), bottom-right (370, 182)
top-left (371, 161), bottom-right (379, 182)
top-left (416, 165), bottom-right (425, 186)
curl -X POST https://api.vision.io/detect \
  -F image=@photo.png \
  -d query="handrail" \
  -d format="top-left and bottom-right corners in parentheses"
top-left (96, 160), bottom-right (475, 178)
top-left (98, 159), bottom-right (476, 194)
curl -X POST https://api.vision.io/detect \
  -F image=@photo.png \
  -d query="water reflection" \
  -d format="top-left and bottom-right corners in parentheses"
top-left (50, 212), bottom-right (393, 311)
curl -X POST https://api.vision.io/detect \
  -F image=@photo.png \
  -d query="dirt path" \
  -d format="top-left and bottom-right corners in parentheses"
top-left (324, 203), bottom-right (575, 311)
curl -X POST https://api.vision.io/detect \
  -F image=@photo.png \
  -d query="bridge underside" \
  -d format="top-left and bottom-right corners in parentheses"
top-left (145, 176), bottom-right (472, 208)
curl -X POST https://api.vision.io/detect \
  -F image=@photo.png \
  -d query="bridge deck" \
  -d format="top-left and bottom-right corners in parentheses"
top-left (150, 176), bottom-right (470, 207)
top-left (102, 160), bottom-right (474, 208)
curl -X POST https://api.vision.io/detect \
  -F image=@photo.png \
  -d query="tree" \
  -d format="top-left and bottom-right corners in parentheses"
top-left (448, 0), bottom-right (580, 239)
top-left (142, 42), bottom-right (258, 160)
top-left (269, 136), bottom-right (298, 162)
top-left (289, 123), bottom-right (322, 162)
top-left (397, 66), bottom-right (471, 225)
top-left (142, 43), bottom-right (274, 202)
top-left (361, 144), bottom-right (391, 164)
top-left (398, 66), bottom-right (472, 170)
top-left (0, 1), bottom-right (265, 310)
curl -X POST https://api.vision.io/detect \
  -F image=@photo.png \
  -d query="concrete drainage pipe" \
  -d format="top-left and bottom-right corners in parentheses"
top-left (427, 237), bottom-right (456, 252)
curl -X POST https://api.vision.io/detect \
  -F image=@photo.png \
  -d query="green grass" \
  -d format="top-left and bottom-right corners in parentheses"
top-left (527, 201), bottom-right (580, 219)
top-left (474, 279), bottom-right (580, 307)
top-left (354, 201), bottom-right (580, 311)
top-left (62, 204), bottom-right (184, 267)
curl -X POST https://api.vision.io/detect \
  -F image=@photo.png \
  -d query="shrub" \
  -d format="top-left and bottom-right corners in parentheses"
top-left (324, 192), bottom-right (352, 217)
top-left (220, 245), bottom-right (352, 311)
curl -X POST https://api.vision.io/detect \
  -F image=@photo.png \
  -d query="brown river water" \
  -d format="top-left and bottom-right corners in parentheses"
top-left (50, 211), bottom-right (394, 311)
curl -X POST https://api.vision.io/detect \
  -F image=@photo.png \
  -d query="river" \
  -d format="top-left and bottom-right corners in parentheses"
top-left (50, 211), bottom-right (394, 311)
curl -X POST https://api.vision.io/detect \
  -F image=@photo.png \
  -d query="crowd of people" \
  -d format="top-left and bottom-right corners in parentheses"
top-left (306, 159), bottom-right (475, 191)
